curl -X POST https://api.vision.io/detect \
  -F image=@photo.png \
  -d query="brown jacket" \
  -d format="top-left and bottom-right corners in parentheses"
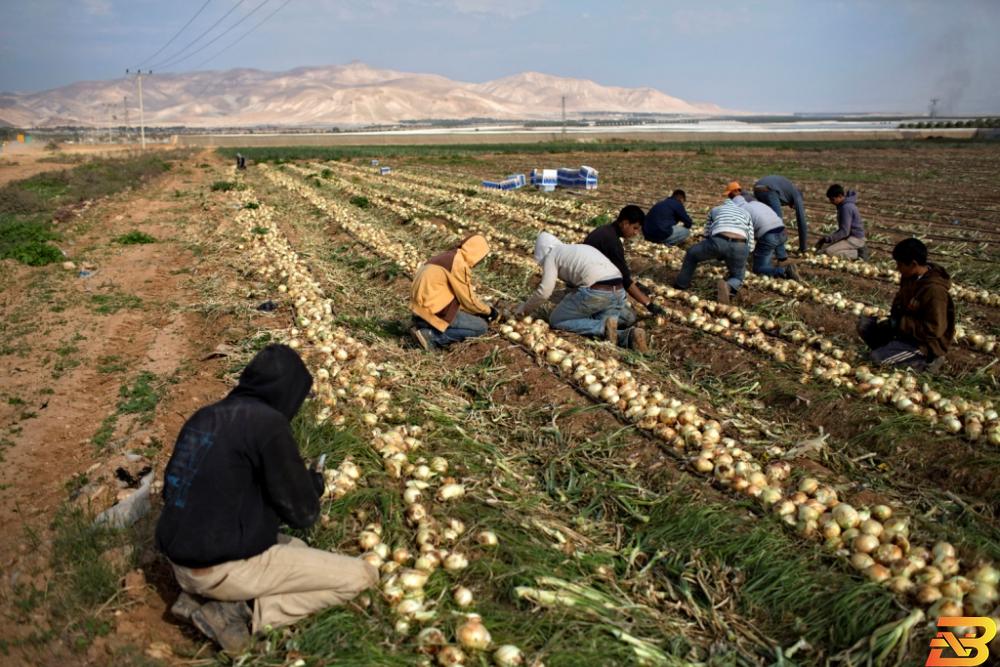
top-left (410, 235), bottom-right (491, 332)
top-left (892, 263), bottom-right (955, 358)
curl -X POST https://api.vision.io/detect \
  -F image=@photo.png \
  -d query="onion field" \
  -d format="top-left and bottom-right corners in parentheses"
top-left (216, 141), bottom-right (1000, 666)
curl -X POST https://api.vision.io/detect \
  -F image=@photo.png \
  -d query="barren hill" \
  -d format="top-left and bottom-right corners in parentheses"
top-left (1, 62), bottom-right (728, 128)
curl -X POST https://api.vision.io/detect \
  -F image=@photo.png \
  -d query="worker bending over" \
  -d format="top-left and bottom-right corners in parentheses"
top-left (584, 205), bottom-right (666, 317)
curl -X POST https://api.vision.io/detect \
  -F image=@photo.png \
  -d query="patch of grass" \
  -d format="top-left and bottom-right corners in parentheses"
top-left (244, 201), bottom-right (260, 209)
top-left (96, 355), bottom-right (127, 374)
top-left (349, 195), bottom-right (371, 209)
top-left (91, 291), bottom-right (142, 314)
top-left (0, 215), bottom-right (63, 265)
top-left (251, 225), bottom-right (269, 235)
top-left (112, 230), bottom-right (156, 245)
top-left (117, 371), bottom-right (161, 421)
top-left (91, 414), bottom-right (117, 449)
top-left (210, 180), bottom-right (243, 192)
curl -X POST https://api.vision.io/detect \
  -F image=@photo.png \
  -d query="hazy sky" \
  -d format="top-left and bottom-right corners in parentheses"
top-left (1, 0), bottom-right (998, 114)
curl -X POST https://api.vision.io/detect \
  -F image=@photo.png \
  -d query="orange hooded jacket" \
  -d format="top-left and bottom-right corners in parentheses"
top-left (410, 235), bottom-right (491, 332)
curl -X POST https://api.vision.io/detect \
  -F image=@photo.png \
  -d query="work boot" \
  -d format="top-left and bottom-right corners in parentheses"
top-left (858, 245), bottom-right (871, 261)
top-left (629, 327), bottom-right (649, 353)
top-left (716, 280), bottom-right (731, 305)
top-left (191, 600), bottom-right (252, 654)
top-left (171, 592), bottom-right (203, 623)
top-left (784, 264), bottom-right (801, 281)
top-left (773, 257), bottom-right (797, 267)
top-left (409, 326), bottom-right (435, 352)
top-left (603, 316), bottom-right (618, 345)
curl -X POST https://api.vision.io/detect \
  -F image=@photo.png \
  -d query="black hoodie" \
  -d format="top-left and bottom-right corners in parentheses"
top-left (156, 344), bottom-right (322, 568)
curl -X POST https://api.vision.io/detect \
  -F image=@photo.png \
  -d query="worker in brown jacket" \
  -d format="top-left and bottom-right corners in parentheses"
top-left (857, 238), bottom-right (955, 371)
top-left (409, 235), bottom-right (498, 350)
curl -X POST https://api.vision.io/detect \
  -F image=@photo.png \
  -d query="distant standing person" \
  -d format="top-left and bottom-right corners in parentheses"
top-left (643, 189), bottom-right (694, 247)
top-left (752, 175), bottom-right (809, 253)
top-left (516, 231), bottom-right (648, 351)
top-left (674, 182), bottom-right (755, 305)
top-left (409, 235), bottom-right (498, 351)
top-left (816, 184), bottom-right (868, 260)
top-left (736, 191), bottom-right (800, 280)
top-left (857, 238), bottom-right (954, 371)
top-left (583, 205), bottom-right (666, 317)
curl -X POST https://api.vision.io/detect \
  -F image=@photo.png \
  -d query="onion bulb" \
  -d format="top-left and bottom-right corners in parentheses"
top-left (493, 645), bottom-right (524, 666)
top-left (456, 614), bottom-right (492, 650)
top-left (437, 646), bottom-right (467, 666)
top-left (453, 586), bottom-right (474, 607)
top-left (477, 531), bottom-right (499, 547)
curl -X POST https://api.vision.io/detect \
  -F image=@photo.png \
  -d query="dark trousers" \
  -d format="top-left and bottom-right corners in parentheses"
top-left (857, 316), bottom-right (928, 370)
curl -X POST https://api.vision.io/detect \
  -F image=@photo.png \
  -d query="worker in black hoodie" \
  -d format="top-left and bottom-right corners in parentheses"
top-left (156, 344), bottom-right (377, 652)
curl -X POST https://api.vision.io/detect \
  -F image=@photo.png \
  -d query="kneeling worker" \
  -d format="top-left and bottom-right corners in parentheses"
top-left (409, 234), bottom-right (498, 350)
top-left (156, 344), bottom-right (378, 653)
top-left (857, 238), bottom-right (954, 371)
top-left (516, 231), bottom-right (648, 351)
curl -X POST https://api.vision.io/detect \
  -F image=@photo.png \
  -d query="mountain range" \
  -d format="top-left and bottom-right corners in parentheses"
top-left (0, 62), bottom-right (728, 128)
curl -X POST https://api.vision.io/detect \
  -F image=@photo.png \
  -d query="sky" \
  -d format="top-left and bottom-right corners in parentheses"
top-left (1, 0), bottom-right (999, 114)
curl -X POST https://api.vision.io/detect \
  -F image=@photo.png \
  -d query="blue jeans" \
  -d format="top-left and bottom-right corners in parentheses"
top-left (415, 311), bottom-right (488, 348)
top-left (752, 228), bottom-right (789, 277)
top-left (650, 225), bottom-right (690, 247)
top-left (674, 236), bottom-right (749, 292)
top-left (754, 189), bottom-right (807, 252)
top-left (550, 287), bottom-right (637, 346)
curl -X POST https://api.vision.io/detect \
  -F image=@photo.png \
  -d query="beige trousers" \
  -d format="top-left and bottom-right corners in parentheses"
top-left (171, 534), bottom-right (379, 633)
top-left (823, 236), bottom-right (865, 259)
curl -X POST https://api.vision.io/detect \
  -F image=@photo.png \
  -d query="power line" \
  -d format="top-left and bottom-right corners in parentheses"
top-left (153, 0), bottom-right (271, 71)
top-left (137, 0), bottom-right (213, 68)
top-left (192, 0), bottom-right (292, 71)
top-left (148, 0), bottom-right (249, 70)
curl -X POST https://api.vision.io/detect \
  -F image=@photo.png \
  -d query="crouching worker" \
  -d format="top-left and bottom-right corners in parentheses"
top-left (674, 182), bottom-right (755, 305)
top-left (156, 344), bottom-right (378, 653)
top-left (857, 239), bottom-right (954, 371)
top-left (409, 234), bottom-right (498, 351)
top-left (516, 231), bottom-right (648, 351)
top-left (816, 184), bottom-right (868, 260)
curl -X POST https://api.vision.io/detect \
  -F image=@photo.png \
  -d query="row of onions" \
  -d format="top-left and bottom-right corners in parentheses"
top-left (291, 163), bottom-right (999, 446)
top-left (258, 162), bottom-right (1000, 629)
top-left (233, 179), bottom-right (526, 666)
top-left (395, 162), bottom-right (1000, 310)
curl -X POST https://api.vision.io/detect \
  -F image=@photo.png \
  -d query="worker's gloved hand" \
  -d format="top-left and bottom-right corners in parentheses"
top-left (486, 306), bottom-right (500, 322)
top-left (646, 302), bottom-right (666, 317)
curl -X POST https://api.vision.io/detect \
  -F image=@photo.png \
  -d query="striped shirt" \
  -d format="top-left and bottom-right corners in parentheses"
top-left (705, 198), bottom-right (756, 252)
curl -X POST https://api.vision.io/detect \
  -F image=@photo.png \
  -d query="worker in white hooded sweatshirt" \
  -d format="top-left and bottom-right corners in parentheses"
top-left (516, 231), bottom-right (649, 351)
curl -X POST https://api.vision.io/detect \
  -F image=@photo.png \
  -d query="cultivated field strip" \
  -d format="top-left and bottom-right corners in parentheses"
top-left (282, 163), bottom-right (1000, 446)
top-left (255, 163), bottom-right (1000, 636)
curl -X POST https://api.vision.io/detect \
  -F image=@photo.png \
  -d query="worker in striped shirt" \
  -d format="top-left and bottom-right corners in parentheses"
top-left (673, 181), bottom-right (755, 305)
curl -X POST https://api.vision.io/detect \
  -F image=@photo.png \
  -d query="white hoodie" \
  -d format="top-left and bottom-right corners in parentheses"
top-left (516, 232), bottom-right (622, 315)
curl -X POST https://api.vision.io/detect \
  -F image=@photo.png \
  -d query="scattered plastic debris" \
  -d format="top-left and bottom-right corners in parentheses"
top-left (482, 173), bottom-right (527, 190)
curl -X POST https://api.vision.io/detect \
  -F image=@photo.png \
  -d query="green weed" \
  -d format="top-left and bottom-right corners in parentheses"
top-left (90, 292), bottom-right (142, 314)
top-left (113, 231), bottom-right (156, 245)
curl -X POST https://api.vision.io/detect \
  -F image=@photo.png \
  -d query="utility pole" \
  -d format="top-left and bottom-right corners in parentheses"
top-left (123, 96), bottom-right (130, 143)
top-left (107, 104), bottom-right (114, 143)
top-left (561, 95), bottom-right (567, 136)
top-left (127, 69), bottom-right (150, 150)
top-left (929, 98), bottom-right (940, 118)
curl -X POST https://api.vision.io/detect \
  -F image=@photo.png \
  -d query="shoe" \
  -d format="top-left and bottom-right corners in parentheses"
top-left (773, 257), bottom-right (797, 267)
top-left (191, 600), bottom-right (252, 654)
top-left (858, 245), bottom-right (871, 261)
top-left (603, 316), bottom-right (618, 345)
top-left (410, 327), bottom-right (435, 352)
top-left (629, 327), bottom-right (649, 353)
top-left (716, 280), bottom-right (731, 305)
top-left (171, 592), bottom-right (202, 623)
top-left (784, 264), bottom-right (801, 281)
